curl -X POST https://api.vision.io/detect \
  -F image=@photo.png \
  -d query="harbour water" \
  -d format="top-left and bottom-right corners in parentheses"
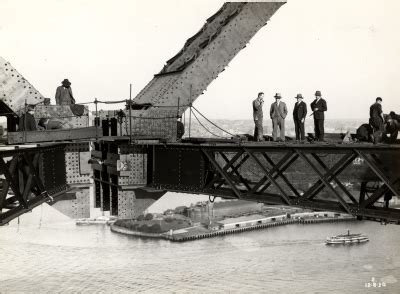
top-left (0, 203), bottom-right (399, 293)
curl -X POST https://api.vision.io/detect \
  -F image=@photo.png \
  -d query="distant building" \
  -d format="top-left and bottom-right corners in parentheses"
top-left (220, 214), bottom-right (285, 230)
top-left (188, 200), bottom-right (263, 219)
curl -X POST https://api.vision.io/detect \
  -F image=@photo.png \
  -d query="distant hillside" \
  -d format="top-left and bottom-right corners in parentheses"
top-left (183, 119), bottom-right (365, 138)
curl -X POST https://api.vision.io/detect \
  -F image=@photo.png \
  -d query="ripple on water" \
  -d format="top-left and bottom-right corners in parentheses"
top-left (1, 215), bottom-right (399, 293)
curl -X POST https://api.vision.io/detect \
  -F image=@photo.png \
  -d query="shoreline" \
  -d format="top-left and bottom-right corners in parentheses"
top-left (110, 214), bottom-right (356, 242)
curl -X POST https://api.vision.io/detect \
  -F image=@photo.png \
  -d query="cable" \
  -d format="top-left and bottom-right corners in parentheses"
top-left (191, 109), bottom-right (225, 138)
top-left (97, 99), bottom-right (127, 104)
top-left (192, 106), bottom-right (235, 136)
top-left (74, 101), bottom-right (94, 105)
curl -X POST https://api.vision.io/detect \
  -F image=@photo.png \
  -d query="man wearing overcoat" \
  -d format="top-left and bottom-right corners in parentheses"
top-left (293, 93), bottom-right (307, 142)
top-left (310, 90), bottom-right (327, 141)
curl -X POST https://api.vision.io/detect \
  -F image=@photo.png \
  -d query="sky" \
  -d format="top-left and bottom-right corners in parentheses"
top-left (0, 0), bottom-right (399, 120)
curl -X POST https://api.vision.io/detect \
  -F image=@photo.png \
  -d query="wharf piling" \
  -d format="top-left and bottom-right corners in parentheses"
top-left (154, 216), bottom-right (354, 242)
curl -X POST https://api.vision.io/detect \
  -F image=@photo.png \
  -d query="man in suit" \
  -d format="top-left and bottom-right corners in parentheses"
top-left (270, 93), bottom-right (288, 141)
top-left (310, 90), bottom-right (327, 141)
top-left (293, 93), bottom-right (307, 142)
top-left (55, 78), bottom-right (75, 105)
top-left (252, 92), bottom-right (264, 141)
top-left (369, 97), bottom-right (384, 131)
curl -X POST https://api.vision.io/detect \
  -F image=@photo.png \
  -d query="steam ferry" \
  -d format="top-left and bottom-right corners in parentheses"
top-left (326, 230), bottom-right (369, 245)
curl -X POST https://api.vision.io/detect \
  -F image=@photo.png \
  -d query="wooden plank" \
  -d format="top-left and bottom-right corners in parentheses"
top-left (7, 127), bottom-right (101, 144)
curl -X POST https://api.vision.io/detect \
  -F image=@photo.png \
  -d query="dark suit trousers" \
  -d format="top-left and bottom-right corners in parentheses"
top-left (294, 119), bottom-right (305, 140)
top-left (254, 119), bottom-right (263, 141)
top-left (314, 118), bottom-right (325, 141)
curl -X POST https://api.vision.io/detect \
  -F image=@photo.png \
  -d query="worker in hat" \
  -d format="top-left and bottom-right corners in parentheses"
top-left (18, 105), bottom-right (37, 131)
top-left (383, 111), bottom-right (399, 144)
top-left (252, 92), bottom-right (264, 141)
top-left (310, 90), bottom-right (327, 142)
top-left (369, 97), bottom-right (384, 143)
top-left (55, 79), bottom-right (75, 105)
top-left (293, 94), bottom-right (307, 142)
top-left (270, 93), bottom-right (288, 142)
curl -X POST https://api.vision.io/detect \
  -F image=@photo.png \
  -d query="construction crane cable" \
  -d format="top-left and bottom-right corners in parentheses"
top-left (192, 106), bottom-right (235, 137)
top-left (191, 109), bottom-right (225, 138)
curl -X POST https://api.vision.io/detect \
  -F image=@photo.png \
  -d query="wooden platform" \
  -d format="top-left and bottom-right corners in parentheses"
top-left (7, 127), bottom-right (101, 144)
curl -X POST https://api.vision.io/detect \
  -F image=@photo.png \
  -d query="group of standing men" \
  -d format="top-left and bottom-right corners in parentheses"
top-left (252, 90), bottom-right (327, 142)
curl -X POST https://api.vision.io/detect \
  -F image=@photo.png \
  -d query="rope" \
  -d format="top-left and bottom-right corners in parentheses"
top-left (192, 106), bottom-right (235, 136)
top-left (191, 109), bottom-right (225, 138)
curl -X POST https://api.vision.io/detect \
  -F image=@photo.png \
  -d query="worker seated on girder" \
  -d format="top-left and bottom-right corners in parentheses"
top-left (38, 117), bottom-right (74, 130)
top-left (18, 105), bottom-right (37, 131)
top-left (356, 111), bottom-right (399, 143)
top-left (356, 123), bottom-right (373, 142)
top-left (384, 112), bottom-right (400, 143)
top-left (177, 119), bottom-right (184, 140)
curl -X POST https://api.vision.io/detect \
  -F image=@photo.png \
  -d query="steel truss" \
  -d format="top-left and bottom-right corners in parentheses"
top-left (0, 144), bottom-right (68, 225)
top-left (150, 143), bottom-right (400, 223)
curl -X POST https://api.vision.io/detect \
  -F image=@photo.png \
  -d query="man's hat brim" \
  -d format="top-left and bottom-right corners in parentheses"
top-left (62, 79), bottom-right (71, 86)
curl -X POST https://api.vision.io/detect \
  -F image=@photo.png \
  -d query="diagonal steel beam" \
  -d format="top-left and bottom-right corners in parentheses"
top-left (205, 150), bottom-right (244, 189)
top-left (260, 152), bottom-right (301, 197)
top-left (361, 179), bottom-right (400, 208)
top-left (311, 153), bottom-right (358, 204)
top-left (259, 153), bottom-right (299, 194)
top-left (0, 157), bottom-right (18, 209)
top-left (245, 149), bottom-right (291, 205)
top-left (302, 153), bottom-right (357, 200)
top-left (215, 151), bottom-right (246, 188)
top-left (23, 153), bottom-right (46, 195)
top-left (214, 153), bottom-right (251, 189)
top-left (250, 151), bottom-right (296, 194)
top-left (202, 149), bottom-right (242, 199)
top-left (361, 183), bottom-right (388, 208)
top-left (355, 150), bottom-right (399, 196)
top-left (258, 152), bottom-right (298, 192)
top-left (219, 152), bottom-right (251, 191)
top-left (21, 174), bottom-right (34, 202)
top-left (0, 157), bottom-right (28, 209)
top-left (295, 149), bottom-right (352, 214)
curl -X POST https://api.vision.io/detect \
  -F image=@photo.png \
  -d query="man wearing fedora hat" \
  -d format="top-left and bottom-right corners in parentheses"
top-left (18, 105), bottom-right (37, 131)
top-left (293, 93), bottom-right (307, 142)
top-left (270, 93), bottom-right (288, 142)
top-left (55, 79), bottom-right (75, 105)
top-left (310, 90), bottom-right (327, 142)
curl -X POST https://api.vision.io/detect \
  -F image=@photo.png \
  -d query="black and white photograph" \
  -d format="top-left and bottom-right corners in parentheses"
top-left (0, 0), bottom-right (399, 293)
